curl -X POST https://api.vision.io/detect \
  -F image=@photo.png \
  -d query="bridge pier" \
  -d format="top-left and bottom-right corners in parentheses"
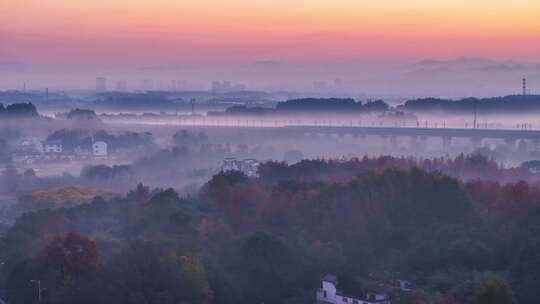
top-left (359, 134), bottom-right (367, 142)
top-left (409, 136), bottom-right (417, 149)
top-left (517, 140), bottom-right (529, 153)
top-left (442, 136), bottom-right (452, 151)
top-left (389, 136), bottom-right (398, 150)
top-left (532, 139), bottom-right (540, 151)
top-left (504, 138), bottom-right (517, 150)
top-left (470, 137), bottom-right (483, 150)
top-left (380, 135), bottom-right (389, 148)
top-left (411, 136), bottom-right (428, 151)
top-left (353, 133), bottom-right (367, 146)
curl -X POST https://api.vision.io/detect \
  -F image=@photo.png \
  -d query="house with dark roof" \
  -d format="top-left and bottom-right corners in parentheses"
top-left (316, 274), bottom-right (390, 304)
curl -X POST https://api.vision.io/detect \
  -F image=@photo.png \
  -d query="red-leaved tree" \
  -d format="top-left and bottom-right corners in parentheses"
top-left (44, 231), bottom-right (98, 279)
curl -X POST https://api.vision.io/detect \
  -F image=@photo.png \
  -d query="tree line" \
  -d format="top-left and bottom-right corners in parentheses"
top-left (1, 156), bottom-right (539, 303)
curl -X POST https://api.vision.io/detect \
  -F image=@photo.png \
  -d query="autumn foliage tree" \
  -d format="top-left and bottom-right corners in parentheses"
top-left (44, 231), bottom-right (98, 279)
top-left (202, 171), bottom-right (264, 232)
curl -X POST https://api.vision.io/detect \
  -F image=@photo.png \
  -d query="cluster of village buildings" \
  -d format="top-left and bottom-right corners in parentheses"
top-left (221, 157), bottom-right (261, 177)
top-left (12, 138), bottom-right (109, 164)
top-left (316, 274), bottom-right (412, 304)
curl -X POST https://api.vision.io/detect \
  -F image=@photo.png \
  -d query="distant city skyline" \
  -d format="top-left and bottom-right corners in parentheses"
top-left (1, 1), bottom-right (539, 97)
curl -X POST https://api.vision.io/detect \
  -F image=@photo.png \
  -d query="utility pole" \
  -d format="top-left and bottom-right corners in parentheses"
top-left (23, 82), bottom-right (28, 101)
top-left (522, 78), bottom-right (527, 96)
top-left (31, 280), bottom-right (43, 303)
top-left (473, 102), bottom-right (477, 129)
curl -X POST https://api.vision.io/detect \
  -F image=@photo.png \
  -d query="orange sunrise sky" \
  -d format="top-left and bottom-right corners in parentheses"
top-left (1, 0), bottom-right (539, 64)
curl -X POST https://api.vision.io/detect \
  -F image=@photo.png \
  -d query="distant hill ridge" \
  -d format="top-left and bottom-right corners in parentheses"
top-left (0, 102), bottom-right (39, 117)
top-left (399, 95), bottom-right (540, 113)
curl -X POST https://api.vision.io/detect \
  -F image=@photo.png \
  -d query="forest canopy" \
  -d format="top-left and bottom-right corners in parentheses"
top-left (0, 156), bottom-right (539, 303)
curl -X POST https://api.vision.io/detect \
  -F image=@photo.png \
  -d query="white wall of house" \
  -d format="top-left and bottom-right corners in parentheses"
top-left (35, 141), bottom-right (44, 153)
top-left (44, 143), bottom-right (62, 153)
top-left (317, 280), bottom-right (338, 303)
top-left (316, 278), bottom-right (390, 304)
top-left (93, 141), bottom-right (108, 157)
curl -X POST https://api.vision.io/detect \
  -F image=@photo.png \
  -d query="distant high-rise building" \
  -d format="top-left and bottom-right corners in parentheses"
top-left (96, 77), bottom-right (107, 92)
top-left (173, 80), bottom-right (187, 91)
top-left (223, 81), bottom-right (232, 91)
top-left (313, 81), bottom-right (328, 90)
top-left (211, 81), bottom-right (221, 93)
top-left (140, 79), bottom-right (154, 91)
top-left (211, 80), bottom-right (245, 93)
top-left (116, 80), bottom-right (128, 91)
top-left (232, 83), bottom-right (246, 91)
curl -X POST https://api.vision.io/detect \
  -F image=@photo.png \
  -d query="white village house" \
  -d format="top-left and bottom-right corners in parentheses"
top-left (317, 275), bottom-right (390, 304)
top-left (43, 140), bottom-right (63, 153)
top-left (17, 138), bottom-right (44, 153)
top-left (92, 141), bottom-right (108, 157)
top-left (12, 136), bottom-right (112, 165)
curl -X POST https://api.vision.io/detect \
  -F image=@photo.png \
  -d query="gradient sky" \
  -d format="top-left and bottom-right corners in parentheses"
top-left (1, 0), bottom-right (539, 64)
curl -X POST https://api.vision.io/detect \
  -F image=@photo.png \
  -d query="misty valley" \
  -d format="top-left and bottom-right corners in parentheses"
top-left (0, 93), bottom-right (539, 304)
top-left (3, 0), bottom-right (540, 302)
